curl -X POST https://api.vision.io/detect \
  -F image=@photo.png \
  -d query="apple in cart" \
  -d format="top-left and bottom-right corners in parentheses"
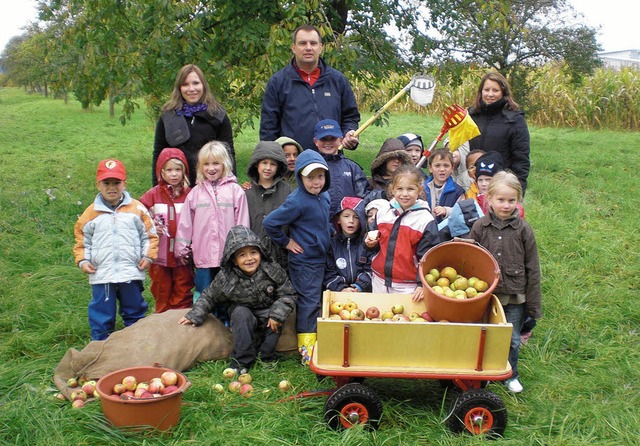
top-left (381, 311), bottom-right (394, 321)
top-left (350, 308), bottom-right (365, 320)
top-left (453, 277), bottom-right (469, 291)
top-left (329, 301), bottom-right (344, 314)
top-left (440, 266), bottom-right (458, 282)
top-left (465, 287), bottom-right (478, 298)
top-left (328, 314), bottom-right (341, 320)
top-left (436, 277), bottom-right (450, 288)
top-left (409, 312), bottom-right (420, 321)
top-left (392, 314), bottom-right (410, 322)
top-left (428, 268), bottom-right (440, 279)
top-left (425, 273), bottom-right (437, 286)
top-left (391, 304), bottom-right (404, 315)
top-left (365, 306), bottom-right (380, 319)
top-left (338, 309), bottom-right (352, 320)
top-left (474, 280), bottom-right (489, 292)
top-left (420, 311), bottom-right (435, 322)
top-left (343, 300), bottom-right (358, 312)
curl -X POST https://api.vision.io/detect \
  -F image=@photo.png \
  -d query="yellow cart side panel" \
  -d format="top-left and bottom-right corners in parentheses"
top-left (317, 291), bottom-right (511, 374)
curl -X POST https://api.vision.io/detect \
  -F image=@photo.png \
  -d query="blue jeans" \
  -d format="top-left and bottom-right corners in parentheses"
top-left (503, 303), bottom-right (525, 379)
top-left (89, 281), bottom-right (148, 341)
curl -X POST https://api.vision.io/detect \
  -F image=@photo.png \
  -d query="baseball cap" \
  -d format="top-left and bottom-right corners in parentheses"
top-left (300, 162), bottom-right (328, 177)
top-left (314, 119), bottom-right (343, 139)
top-left (96, 159), bottom-right (127, 181)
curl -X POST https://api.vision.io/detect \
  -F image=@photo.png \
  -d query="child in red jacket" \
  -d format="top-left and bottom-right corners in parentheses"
top-left (140, 148), bottom-right (194, 312)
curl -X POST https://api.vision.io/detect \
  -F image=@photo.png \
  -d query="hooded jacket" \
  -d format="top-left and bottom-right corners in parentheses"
top-left (423, 176), bottom-right (465, 223)
top-left (153, 107), bottom-right (235, 186)
top-left (260, 57), bottom-right (360, 151)
top-left (140, 148), bottom-right (191, 267)
top-left (174, 173), bottom-right (250, 268)
top-left (73, 191), bottom-right (159, 284)
top-left (263, 149), bottom-right (332, 265)
top-left (245, 141), bottom-right (292, 268)
top-left (369, 138), bottom-right (413, 192)
top-left (183, 225), bottom-right (297, 325)
top-left (324, 197), bottom-right (373, 292)
top-left (276, 136), bottom-right (304, 189)
top-left (468, 99), bottom-right (530, 194)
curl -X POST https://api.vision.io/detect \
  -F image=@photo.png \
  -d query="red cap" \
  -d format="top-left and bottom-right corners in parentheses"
top-left (96, 159), bottom-right (127, 181)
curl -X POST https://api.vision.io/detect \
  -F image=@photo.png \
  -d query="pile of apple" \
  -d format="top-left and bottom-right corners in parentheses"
top-left (327, 300), bottom-right (432, 323)
top-left (102, 371), bottom-right (180, 402)
top-left (213, 368), bottom-right (292, 397)
top-left (424, 266), bottom-right (489, 300)
top-left (64, 376), bottom-right (99, 409)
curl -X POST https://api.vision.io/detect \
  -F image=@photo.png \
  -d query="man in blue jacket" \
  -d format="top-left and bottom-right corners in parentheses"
top-left (260, 24), bottom-right (360, 152)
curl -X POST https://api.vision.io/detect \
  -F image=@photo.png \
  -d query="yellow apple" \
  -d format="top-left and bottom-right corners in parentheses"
top-left (436, 277), bottom-right (450, 288)
top-left (443, 288), bottom-right (456, 298)
top-left (391, 304), bottom-right (404, 314)
top-left (454, 290), bottom-right (467, 300)
top-left (428, 268), bottom-right (440, 280)
top-left (329, 301), bottom-right (344, 314)
top-left (432, 285), bottom-right (444, 295)
top-left (381, 311), bottom-right (394, 320)
top-left (425, 273), bottom-right (437, 286)
top-left (465, 287), bottom-right (478, 298)
top-left (474, 280), bottom-right (489, 292)
top-left (343, 300), bottom-right (358, 312)
top-left (440, 266), bottom-right (458, 282)
top-left (453, 277), bottom-right (469, 291)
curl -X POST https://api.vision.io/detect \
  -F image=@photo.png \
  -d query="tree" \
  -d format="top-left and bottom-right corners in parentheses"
top-left (422, 0), bottom-right (601, 98)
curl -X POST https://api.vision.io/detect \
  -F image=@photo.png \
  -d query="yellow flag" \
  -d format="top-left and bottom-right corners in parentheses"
top-left (447, 114), bottom-right (480, 151)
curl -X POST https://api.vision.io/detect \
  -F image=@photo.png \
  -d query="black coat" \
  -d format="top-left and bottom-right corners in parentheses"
top-left (152, 108), bottom-right (235, 186)
top-left (468, 102), bottom-right (530, 194)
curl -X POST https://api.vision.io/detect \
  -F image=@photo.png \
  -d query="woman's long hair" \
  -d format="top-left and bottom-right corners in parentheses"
top-left (162, 64), bottom-right (222, 115)
top-left (474, 72), bottom-right (520, 111)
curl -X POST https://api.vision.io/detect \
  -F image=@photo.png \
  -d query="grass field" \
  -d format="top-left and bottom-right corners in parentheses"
top-left (1, 87), bottom-right (638, 445)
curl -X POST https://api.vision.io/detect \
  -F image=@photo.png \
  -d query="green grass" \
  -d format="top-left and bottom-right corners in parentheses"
top-left (1, 87), bottom-right (639, 445)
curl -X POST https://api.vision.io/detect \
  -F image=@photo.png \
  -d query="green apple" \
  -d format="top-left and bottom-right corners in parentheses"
top-left (444, 288), bottom-right (456, 298)
top-left (432, 285), bottom-right (444, 295)
top-left (465, 287), bottom-right (478, 298)
top-left (454, 290), bottom-right (467, 300)
top-left (425, 273), bottom-right (437, 286)
top-left (474, 280), bottom-right (489, 292)
top-left (467, 277), bottom-right (479, 288)
top-left (391, 304), bottom-right (404, 315)
top-left (440, 266), bottom-right (458, 282)
top-left (453, 277), bottom-right (469, 291)
top-left (428, 268), bottom-right (440, 280)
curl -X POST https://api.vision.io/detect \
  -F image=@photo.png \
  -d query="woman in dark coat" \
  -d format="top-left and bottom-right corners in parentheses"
top-left (152, 64), bottom-right (235, 186)
top-left (468, 72), bottom-right (530, 195)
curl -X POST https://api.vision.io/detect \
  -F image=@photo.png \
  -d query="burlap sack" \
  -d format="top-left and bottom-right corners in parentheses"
top-left (54, 308), bottom-right (298, 399)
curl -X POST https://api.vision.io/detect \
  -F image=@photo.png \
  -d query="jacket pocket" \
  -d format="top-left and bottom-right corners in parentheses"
top-left (501, 266), bottom-right (526, 292)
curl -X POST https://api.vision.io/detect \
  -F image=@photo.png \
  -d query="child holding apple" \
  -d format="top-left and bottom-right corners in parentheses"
top-left (469, 171), bottom-right (541, 393)
top-left (365, 165), bottom-right (441, 301)
top-left (324, 196), bottom-right (373, 293)
top-left (178, 225), bottom-right (297, 373)
top-left (73, 159), bottom-right (159, 340)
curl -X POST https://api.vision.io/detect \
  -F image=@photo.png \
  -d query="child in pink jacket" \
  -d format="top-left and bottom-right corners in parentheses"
top-left (140, 148), bottom-right (194, 312)
top-left (174, 141), bottom-right (250, 322)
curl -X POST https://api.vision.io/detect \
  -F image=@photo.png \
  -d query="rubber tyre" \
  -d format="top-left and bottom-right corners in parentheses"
top-left (324, 383), bottom-right (383, 430)
top-left (447, 388), bottom-right (507, 438)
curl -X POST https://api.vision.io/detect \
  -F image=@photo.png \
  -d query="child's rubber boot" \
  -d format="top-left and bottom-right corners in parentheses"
top-left (297, 332), bottom-right (316, 366)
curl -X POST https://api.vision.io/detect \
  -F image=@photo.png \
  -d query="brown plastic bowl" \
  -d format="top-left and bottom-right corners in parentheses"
top-left (95, 366), bottom-right (190, 431)
top-left (420, 241), bottom-right (500, 322)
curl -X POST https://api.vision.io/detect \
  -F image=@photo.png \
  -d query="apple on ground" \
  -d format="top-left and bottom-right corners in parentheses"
top-left (278, 380), bottom-right (291, 391)
top-left (222, 367), bottom-right (237, 379)
top-left (70, 390), bottom-right (87, 402)
top-left (391, 304), bottom-right (404, 315)
top-left (365, 306), bottom-right (380, 319)
top-left (238, 373), bottom-right (253, 384)
top-left (71, 399), bottom-right (85, 409)
top-left (228, 381), bottom-right (242, 392)
top-left (350, 308), bottom-right (365, 320)
top-left (329, 301), bottom-right (344, 314)
top-left (239, 384), bottom-right (254, 397)
top-left (93, 390), bottom-right (100, 399)
top-left (66, 377), bottom-right (78, 388)
top-left (161, 371), bottom-right (178, 387)
top-left (81, 380), bottom-right (96, 395)
top-left (212, 383), bottom-right (225, 392)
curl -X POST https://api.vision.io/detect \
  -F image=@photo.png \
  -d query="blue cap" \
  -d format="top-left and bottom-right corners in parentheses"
top-left (314, 119), bottom-right (343, 139)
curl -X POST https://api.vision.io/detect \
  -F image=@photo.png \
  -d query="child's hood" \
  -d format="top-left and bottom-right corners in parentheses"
top-left (332, 196), bottom-right (366, 236)
top-left (294, 149), bottom-right (331, 193)
top-left (221, 225), bottom-right (272, 268)
top-left (155, 148), bottom-right (189, 185)
top-left (370, 138), bottom-right (413, 176)
top-left (275, 136), bottom-right (304, 154)
top-left (247, 141), bottom-right (288, 184)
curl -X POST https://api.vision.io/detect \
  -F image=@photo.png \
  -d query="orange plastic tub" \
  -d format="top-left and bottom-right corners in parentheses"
top-left (95, 366), bottom-right (190, 431)
top-left (420, 241), bottom-right (500, 322)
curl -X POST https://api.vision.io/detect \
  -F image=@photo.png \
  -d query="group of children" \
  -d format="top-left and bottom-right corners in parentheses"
top-left (73, 119), bottom-right (540, 393)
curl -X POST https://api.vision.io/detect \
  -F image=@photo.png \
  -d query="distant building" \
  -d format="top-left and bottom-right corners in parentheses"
top-left (599, 49), bottom-right (640, 70)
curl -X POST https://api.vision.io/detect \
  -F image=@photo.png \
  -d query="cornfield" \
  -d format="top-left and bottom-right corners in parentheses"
top-left (353, 65), bottom-right (640, 131)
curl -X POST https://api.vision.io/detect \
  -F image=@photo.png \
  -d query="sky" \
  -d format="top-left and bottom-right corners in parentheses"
top-left (0, 0), bottom-right (637, 55)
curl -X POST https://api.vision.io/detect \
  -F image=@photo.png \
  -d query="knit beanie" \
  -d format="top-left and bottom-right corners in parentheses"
top-left (474, 151), bottom-right (504, 178)
top-left (397, 133), bottom-right (423, 149)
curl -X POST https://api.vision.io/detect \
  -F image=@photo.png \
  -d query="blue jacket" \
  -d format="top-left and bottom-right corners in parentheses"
top-left (321, 152), bottom-right (373, 218)
top-left (424, 176), bottom-right (465, 223)
top-left (259, 58), bottom-right (360, 151)
top-left (324, 197), bottom-right (372, 292)
top-left (263, 150), bottom-right (332, 265)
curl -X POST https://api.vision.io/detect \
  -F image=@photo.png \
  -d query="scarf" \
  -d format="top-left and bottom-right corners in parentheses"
top-left (176, 102), bottom-right (208, 118)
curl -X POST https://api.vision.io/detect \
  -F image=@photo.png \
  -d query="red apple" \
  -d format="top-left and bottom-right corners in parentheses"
top-left (420, 311), bottom-right (434, 322)
top-left (238, 373), bottom-right (253, 384)
top-left (162, 385), bottom-right (178, 395)
top-left (121, 375), bottom-right (137, 391)
top-left (71, 399), bottom-right (85, 409)
top-left (112, 383), bottom-right (126, 395)
top-left (66, 377), bottom-right (78, 388)
top-left (139, 391), bottom-right (154, 399)
top-left (81, 380), bottom-right (96, 395)
top-left (134, 387), bottom-right (148, 398)
top-left (365, 306), bottom-right (380, 319)
top-left (148, 378), bottom-right (165, 394)
top-left (161, 371), bottom-right (178, 387)
top-left (228, 381), bottom-right (241, 392)
top-left (70, 389), bottom-right (87, 402)
top-left (239, 383), bottom-right (254, 397)
top-left (121, 390), bottom-right (135, 399)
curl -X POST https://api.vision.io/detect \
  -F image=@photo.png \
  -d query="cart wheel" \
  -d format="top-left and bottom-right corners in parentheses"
top-left (324, 383), bottom-right (383, 430)
top-left (447, 389), bottom-right (507, 438)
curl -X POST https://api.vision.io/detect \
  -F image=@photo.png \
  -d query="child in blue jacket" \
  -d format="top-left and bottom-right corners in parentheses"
top-left (424, 148), bottom-right (465, 223)
top-left (263, 149), bottom-right (332, 365)
top-left (324, 196), bottom-right (372, 292)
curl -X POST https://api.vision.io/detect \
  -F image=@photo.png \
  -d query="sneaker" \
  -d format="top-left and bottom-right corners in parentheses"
top-left (504, 378), bottom-right (523, 393)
